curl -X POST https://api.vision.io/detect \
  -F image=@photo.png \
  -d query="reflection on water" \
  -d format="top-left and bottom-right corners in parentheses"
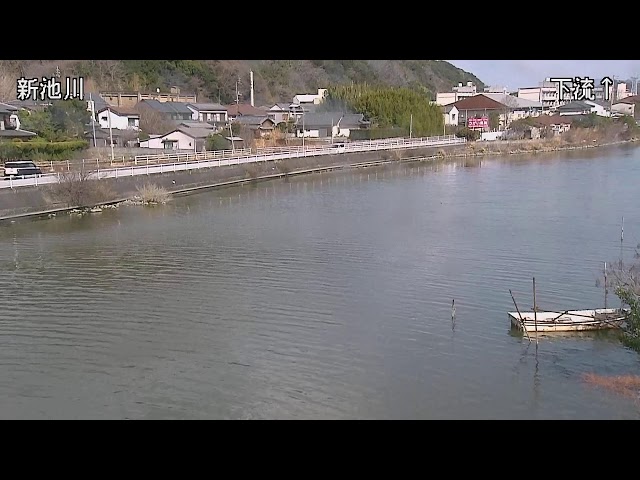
top-left (1, 146), bottom-right (640, 419)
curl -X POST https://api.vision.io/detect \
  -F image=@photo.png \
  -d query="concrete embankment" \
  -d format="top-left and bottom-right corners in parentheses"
top-left (0, 145), bottom-right (449, 221)
top-left (1, 138), bottom-right (637, 223)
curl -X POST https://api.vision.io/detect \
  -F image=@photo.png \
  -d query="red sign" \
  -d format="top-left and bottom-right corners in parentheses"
top-left (467, 116), bottom-right (489, 129)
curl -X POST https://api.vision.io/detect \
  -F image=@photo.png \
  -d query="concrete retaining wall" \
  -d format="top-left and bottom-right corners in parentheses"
top-left (0, 145), bottom-right (450, 220)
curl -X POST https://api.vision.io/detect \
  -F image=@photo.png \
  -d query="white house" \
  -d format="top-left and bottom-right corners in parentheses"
top-left (97, 106), bottom-right (140, 130)
top-left (585, 100), bottom-right (610, 117)
top-left (293, 88), bottom-right (327, 105)
top-left (442, 104), bottom-right (459, 125)
top-left (295, 112), bottom-right (369, 138)
top-left (139, 135), bottom-right (163, 148)
top-left (186, 103), bottom-right (228, 123)
top-left (143, 127), bottom-right (212, 151)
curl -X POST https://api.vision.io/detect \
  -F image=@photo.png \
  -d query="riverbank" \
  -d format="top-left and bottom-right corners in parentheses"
top-left (1, 136), bottom-right (638, 223)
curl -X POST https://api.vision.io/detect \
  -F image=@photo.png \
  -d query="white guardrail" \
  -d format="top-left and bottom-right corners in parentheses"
top-left (0, 135), bottom-right (465, 189)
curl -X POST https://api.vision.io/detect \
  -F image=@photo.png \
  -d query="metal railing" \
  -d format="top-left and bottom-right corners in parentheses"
top-left (1, 135), bottom-right (465, 189)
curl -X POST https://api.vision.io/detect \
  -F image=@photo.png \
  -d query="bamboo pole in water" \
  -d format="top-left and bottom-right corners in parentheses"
top-left (604, 262), bottom-right (608, 309)
top-left (510, 289), bottom-right (531, 342)
top-left (533, 277), bottom-right (538, 344)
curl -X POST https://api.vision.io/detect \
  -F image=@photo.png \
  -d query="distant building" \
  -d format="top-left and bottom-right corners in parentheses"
top-left (0, 104), bottom-right (36, 139)
top-left (442, 104), bottom-right (459, 126)
top-left (293, 88), bottom-right (327, 106)
top-left (225, 104), bottom-right (268, 121)
top-left (435, 82), bottom-right (478, 106)
top-left (518, 80), bottom-right (561, 110)
top-left (295, 112), bottom-right (369, 138)
top-left (100, 86), bottom-right (197, 108)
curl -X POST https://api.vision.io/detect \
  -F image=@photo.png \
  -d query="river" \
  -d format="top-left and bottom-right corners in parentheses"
top-left (1, 145), bottom-right (639, 419)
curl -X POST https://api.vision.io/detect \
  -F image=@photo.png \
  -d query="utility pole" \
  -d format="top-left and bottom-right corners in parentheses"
top-left (107, 107), bottom-right (114, 162)
top-left (409, 113), bottom-right (413, 139)
top-left (89, 93), bottom-right (97, 148)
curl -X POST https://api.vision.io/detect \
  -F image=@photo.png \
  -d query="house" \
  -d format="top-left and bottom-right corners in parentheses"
top-left (0, 104), bottom-right (36, 139)
top-left (481, 94), bottom-right (543, 121)
top-left (265, 103), bottom-right (295, 124)
top-left (3, 98), bottom-right (51, 112)
top-left (450, 94), bottom-right (511, 129)
top-left (611, 95), bottom-right (640, 119)
top-left (293, 88), bottom-right (327, 106)
top-left (100, 86), bottom-right (197, 108)
top-left (137, 99), bottom-right (194, 121)
top-left (530, 114), bottom-right (575, 134)
top-left (84, 127), bottom-right (127, 147)
top-left (175, 120), bottom-right (216, 131)
top-left (186, 103), bottom-right (228, 124)
top-left (225, 104), bottom-right (268, 121)
top-left (442, 104), bottom-right (459, 126)
top-left (557, 101), bottom-right (594, 116)
top-left (584, 100), bottom-right (610, 117)
top-left (435, 82), bottom-right (478, 106)
top-left (85, 92), bottom-right (109, 120)
top-left (233, 115), bottom-right (277, 138)
top-left (96, 106), bottom-right (140, 130)
top-left (139, 135), bottom-right (163, 149)
top-left (0, 102), bottom-right (22, 129)
top-left (144, 126), bottom-right (212, 151)
top-left (295, 112), bottom-right (370, 138)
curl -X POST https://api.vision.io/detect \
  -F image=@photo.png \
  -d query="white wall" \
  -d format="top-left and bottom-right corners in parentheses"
top-left (443, 107), bottom-right (459, 125)
top-left (612, 103), bottom-right (634, 116)
top-left (160, 130), bottom-right (197, 150)
top-left (297, 129), bottom-right (320, 138)
top-left (481, 131), bottom-right (504, 141)
top-left (10, 114), bottom-right (20, 129)
top-left (139, 136), bottom-right (163, 148)
top-left (436, 92), bottom-right (457, 106)
top-left (98, 110), bottom-right (139, 130)
top-left (518, 88), bottom-right (540, 103)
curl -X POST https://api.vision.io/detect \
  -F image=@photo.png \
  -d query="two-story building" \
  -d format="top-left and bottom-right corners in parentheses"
top-left (450, 94), bottom-right (511, 129)
top-left (186, 103), bottom-right (228, 124)
top-left (96, 106), bottom-right (140, 130)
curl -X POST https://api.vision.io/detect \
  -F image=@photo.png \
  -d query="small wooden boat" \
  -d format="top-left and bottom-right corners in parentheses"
top-left (508, 308), bottom-right (629, 333)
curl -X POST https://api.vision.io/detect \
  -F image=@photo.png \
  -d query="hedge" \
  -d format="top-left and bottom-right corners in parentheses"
top-left (0, 140), bottom-right (89, 161)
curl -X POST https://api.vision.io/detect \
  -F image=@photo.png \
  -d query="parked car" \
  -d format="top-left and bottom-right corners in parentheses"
top-left (3, 161), bottom-right (42, 179)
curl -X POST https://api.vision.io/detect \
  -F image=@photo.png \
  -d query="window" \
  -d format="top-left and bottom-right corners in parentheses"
top-left (101, 116), bottom-right (107, 122)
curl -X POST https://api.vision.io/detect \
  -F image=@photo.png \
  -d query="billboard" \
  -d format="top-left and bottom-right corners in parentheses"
top-left (467, 116), bottom-right (489, 129)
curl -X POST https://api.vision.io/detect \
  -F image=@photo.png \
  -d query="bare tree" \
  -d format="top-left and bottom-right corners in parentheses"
top-left (48, 168), bottom-right (114, 207)
top-left (137, 105), bottom-right (175, 135)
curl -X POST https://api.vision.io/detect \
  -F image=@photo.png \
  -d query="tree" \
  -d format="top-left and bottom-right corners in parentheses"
top-left (489, 111), bottom-right (500, 131)
top-left (137, 105), bottom-right (175, 135)
top-left (47, 99), bottom-right (90, 139)
top-left (603, 244), bottom-right (640, 353)
top-left (206, 133), bottom-right (230, 151)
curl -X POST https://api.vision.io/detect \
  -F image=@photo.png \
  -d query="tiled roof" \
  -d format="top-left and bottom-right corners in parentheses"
top-left (452, 94), bottom-right (508, 110)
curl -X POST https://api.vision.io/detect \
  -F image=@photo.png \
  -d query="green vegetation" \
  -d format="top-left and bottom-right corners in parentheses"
top-left (0, 139), bottom-right (88, 161)
top-left (606, 244), bottom-right (640, 354)
top-left (326, 84), bottom-right (444, 136)
top-left (206, 134), bottom-right (231, 151)
top-left (7, 60), bottom-right (484, 106)
top-left (2, 98), bottom-right (91, 160)
top-left (455, 127), bottom-right (481, 141)
top-left (616, 285), bottom-right (640, 352)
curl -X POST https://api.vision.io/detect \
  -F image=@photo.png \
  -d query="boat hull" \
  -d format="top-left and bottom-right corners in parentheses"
top-left (508, 308), bottom-right (628, 333)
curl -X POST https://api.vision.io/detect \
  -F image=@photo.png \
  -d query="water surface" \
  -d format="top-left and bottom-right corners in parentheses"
top-left (1, 145), bottom-right (639, 419)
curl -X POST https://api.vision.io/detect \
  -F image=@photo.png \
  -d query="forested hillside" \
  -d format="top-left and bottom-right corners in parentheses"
top-left (0, 60), bottom-right (483, 105)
